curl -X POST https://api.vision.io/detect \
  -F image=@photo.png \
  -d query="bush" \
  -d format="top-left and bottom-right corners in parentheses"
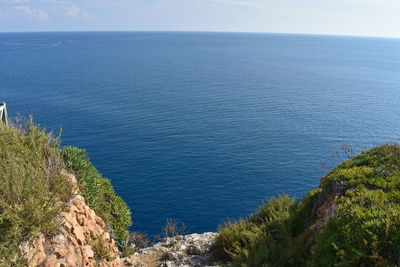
top-left (62, 146), bottom-right (132, 241)
top-left (311, 144), bottom-right (400, 266)
top-left (217, 144), bottom-right (400, 267)
top-left (312, 189), bottom-right (400, 267)
top-left (215, 218), bottom-right (262, 263)
top-left (0, 118), bottom-right (74, 264)
top-left (215, 194), bottom-right (317, 267)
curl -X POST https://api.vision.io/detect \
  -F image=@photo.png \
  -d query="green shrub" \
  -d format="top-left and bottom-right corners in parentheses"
top-left (215, 194), bottom-right (317, 267)
top-left (311, 144), bottom-right (400, 266)
top-left (62, 146), bottom-right (132, 241)
top-left (312, 189), bottom-right (400, 267)
top-left (0, 118), bottom-right (74, 264)
top-left (215, 218), bottom-right (262, 263)
top-left (217, 144), bottom-right (400, 267)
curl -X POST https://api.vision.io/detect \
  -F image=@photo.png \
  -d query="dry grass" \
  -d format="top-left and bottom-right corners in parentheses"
top-left (0, 117), bottom-right (74, 264)
top-left (162, 219), bottom-right (189, 238)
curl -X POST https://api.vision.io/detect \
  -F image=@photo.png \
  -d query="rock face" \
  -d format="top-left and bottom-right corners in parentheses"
top-left (19, 171), bottom-right (220, 267)
top-left (21, 172), bottom-right (121, 267)
top-left (122, 233), bottom-right (220, 267)
top-left (311, 178), bottom-right (350, 234)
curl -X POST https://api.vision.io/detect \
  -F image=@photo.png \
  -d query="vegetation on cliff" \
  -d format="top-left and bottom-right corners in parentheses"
top-left (0, 118), bottom-right (131, 264)
top-left (2, 116), bottom-right (400, 267)
top-left (0, 119), bottom-right (74, 264)
top-left (62, 146), bottom-right (132, 241)
top-left (216, 144), bottom-right (400, 267)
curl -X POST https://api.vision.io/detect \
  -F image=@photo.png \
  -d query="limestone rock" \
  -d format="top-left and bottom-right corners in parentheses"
top-left (122, 232), bottom-right (220, 267)
top-left (21, 171), bottom-right (121, 267)
top-left (311, 178), bottom-right (351, 234)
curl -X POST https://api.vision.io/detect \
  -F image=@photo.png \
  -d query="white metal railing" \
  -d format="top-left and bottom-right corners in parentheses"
top-left (0, 102), bottom-right (8, 126)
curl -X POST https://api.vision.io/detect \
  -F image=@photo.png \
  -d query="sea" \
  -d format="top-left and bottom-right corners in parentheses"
top-left (1, 31), bottom-right (400, 234)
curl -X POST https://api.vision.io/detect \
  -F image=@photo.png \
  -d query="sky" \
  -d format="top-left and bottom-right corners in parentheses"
top-left (0, 0), bottom-right (400, 38)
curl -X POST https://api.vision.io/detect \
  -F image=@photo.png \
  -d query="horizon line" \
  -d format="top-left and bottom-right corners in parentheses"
top-left (0, 29), bottom-right (399, 40)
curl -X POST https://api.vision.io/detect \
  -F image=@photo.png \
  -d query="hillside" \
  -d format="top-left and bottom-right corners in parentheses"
top-left (216, 144), bottom-right (400, 266)
top-left (0, 118), bottom-right (131, 266)
top-left (1, 117), bottom-right (400, 267)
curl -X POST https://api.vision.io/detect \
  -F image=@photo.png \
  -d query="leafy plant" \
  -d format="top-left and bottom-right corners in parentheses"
top-left (217, 144), bottom-right (400, 267)
top-left (62, 146), bottom-right (132, 241)
top-left (311, 144), bottom-right (400, 266)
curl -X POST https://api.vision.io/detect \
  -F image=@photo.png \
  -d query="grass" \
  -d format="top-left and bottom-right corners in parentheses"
top-left (215, 193), bottom-right (318, 267)
top-left (216, 144), bottom-right (400, 267)
top-left (0, 117), bottom-right (74, 264)
top-left (162, 218), bottom-right (189, 238)
top-left (91, 233), bottom-right (116, 263)
top-left (0, 117), bottom-right (133, 265)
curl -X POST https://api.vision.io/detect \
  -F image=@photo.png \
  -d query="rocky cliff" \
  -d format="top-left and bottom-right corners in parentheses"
top-left (19, 171), bottom-right (220, 267)
top-left (20, 172), bottom-right (121, 267)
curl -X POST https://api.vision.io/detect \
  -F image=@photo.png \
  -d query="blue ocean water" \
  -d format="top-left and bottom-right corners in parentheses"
top-left (1, 32), bottom-right (400, 234)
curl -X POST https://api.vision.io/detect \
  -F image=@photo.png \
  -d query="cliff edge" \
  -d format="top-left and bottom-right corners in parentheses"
top-left (3, 116), bottom-right (400, 267)
top-left (216, 144), bottom-right (400, 266)
top-left (21, 172), bottom-right (120, 267)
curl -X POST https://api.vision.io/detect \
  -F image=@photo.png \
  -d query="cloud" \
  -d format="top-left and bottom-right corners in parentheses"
top-left (65, 5), bottom-right (91, 18)
top-left (8, 0), bottom-right (31, 3)
top-left (323, 0), bottom-right (400, 6)
top-left (13, 5), bottom-right (49, 20)
top-left (38, 0), bottom-right (70, 5)
top-left (209, 0), bottom-right (262, 8)
top-left (0, 0), bottom-right (29, 2)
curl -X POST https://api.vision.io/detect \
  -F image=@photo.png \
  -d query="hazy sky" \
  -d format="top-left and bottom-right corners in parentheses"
top-left (0, 0), bottom-right (399, 37)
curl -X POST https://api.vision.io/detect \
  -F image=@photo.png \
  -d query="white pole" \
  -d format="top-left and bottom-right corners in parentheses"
top-left (0, 102), bottom-right (8, 126)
